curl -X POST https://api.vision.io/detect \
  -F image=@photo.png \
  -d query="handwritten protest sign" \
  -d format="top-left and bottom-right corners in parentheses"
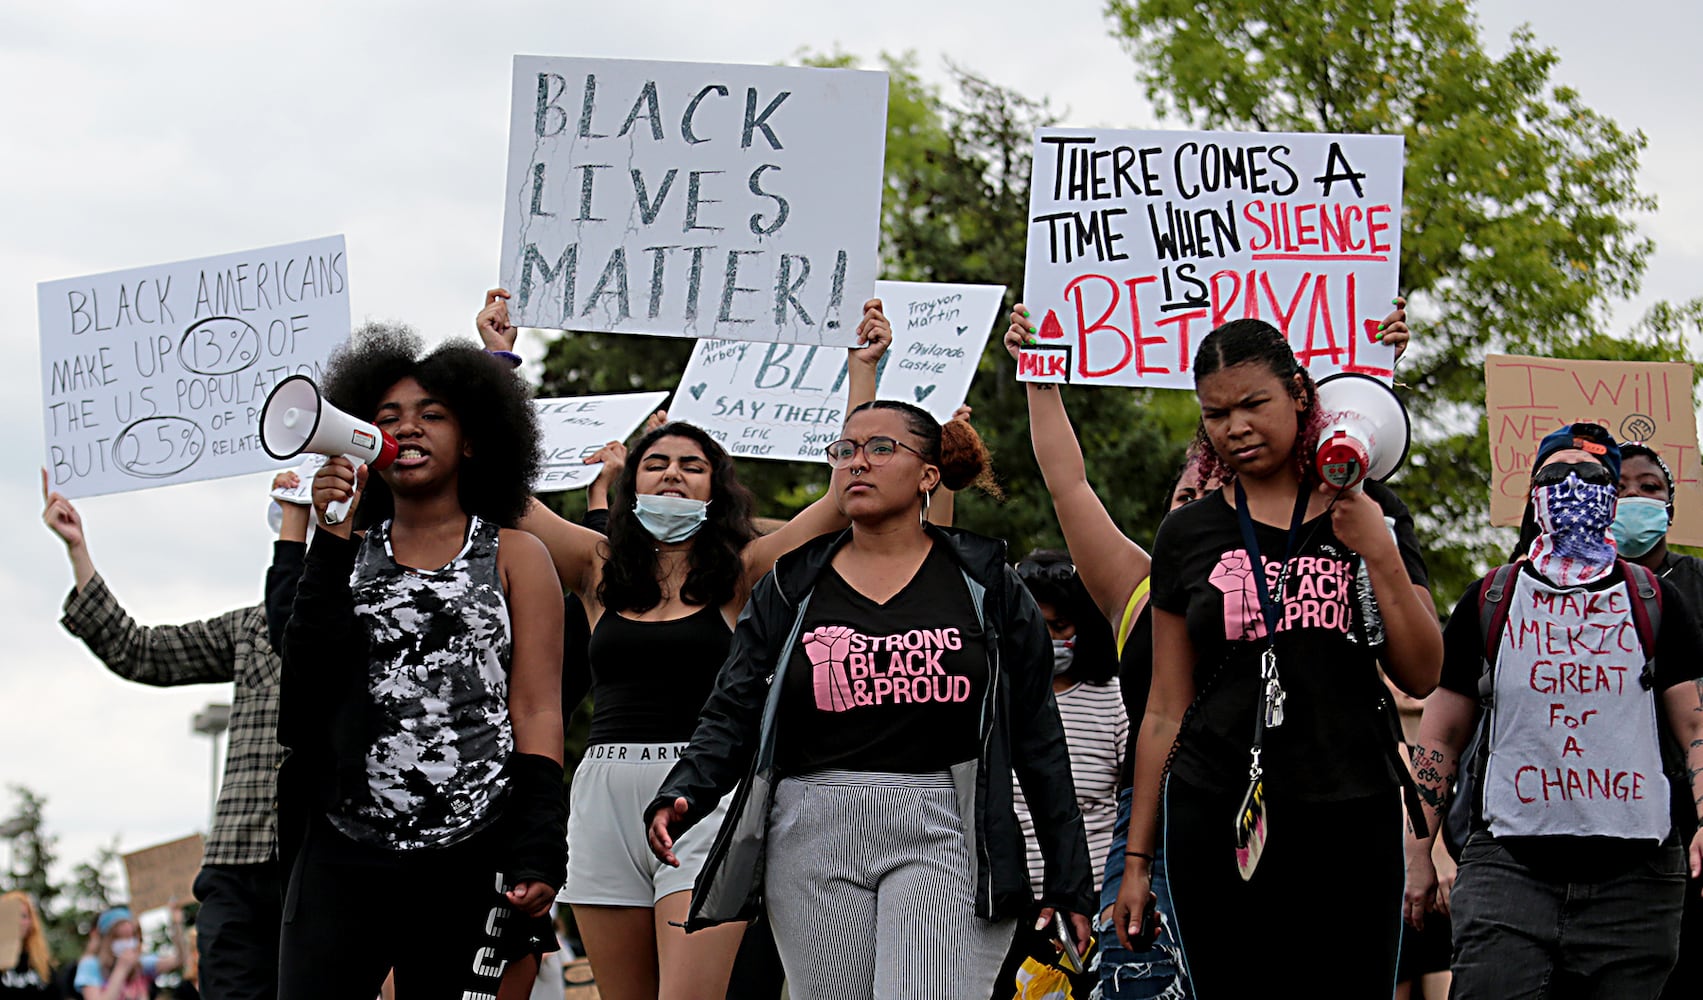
top-left (1019, 129), bottom-right (1403, 389)
top-left (38, 236), bottom-right (350, 499)
top-left (534, 390), bottom-right (670, 491)
top-left (1486, 355), bottom-right (1701, 544)
top-left (122, 834), bottom-right (203, 914)
top-left (669, 281), bottom-right (1003, 462)
top-left (501, 56), bottom-right (887, 346)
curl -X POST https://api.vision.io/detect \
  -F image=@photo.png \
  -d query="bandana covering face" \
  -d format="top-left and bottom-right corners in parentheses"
top-left (1526, 474), bottom-right (1618, 586)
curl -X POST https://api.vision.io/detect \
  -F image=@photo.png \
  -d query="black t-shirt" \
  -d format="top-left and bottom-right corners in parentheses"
top-left (1439, 562), bottom-right (1703, 861)
top-left (586, 601), bottom-right (732, 745)
top-left (1148, 480), bottom-right (1429, 801)
top-left (0, 959), bottom-right (58, 998)
top-left (776, 543), bottom-right (988, 775)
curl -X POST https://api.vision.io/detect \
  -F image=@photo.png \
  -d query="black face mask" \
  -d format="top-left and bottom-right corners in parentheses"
top-left (1531, 460), bottom-right (1613, 489)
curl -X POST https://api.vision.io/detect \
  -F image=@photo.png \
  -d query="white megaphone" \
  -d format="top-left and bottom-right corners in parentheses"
top-left (1314, 372), bottom-right (1411, 491)
top-left (260, 375), bottom-right (399, 525)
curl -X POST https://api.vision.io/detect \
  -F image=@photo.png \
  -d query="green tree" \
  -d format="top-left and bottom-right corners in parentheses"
top-left (1104, 0), bottom-right (1695, 604)
top-left (1, 786), bottom-right (124, 964)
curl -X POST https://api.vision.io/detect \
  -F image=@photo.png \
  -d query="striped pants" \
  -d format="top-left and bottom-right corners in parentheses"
top-left (764, 770), bottom-right (1017, 1000)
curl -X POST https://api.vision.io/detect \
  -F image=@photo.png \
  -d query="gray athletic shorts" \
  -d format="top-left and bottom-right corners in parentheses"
top-left (561, 742), bottom-right (731, 907)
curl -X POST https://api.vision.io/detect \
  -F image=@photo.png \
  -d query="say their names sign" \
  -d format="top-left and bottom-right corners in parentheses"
top-left (38, 236), bottom-right (350, 498)
top-left (501, 56), bottom-right (888, 346)
top-left (1019, 129), bottom-right (1403, 388)
top-left (668, 281), bottom-right (1003, 462)
top-left (1486, 355), bottom-right (1702, 545)
top-left (533, 390), bottom-right (670, 491)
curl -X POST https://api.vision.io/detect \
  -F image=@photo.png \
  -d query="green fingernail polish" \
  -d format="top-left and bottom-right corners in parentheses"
top-left (1023, 310), bottom-right (1031, 318)
top-left (1391, 298), bottom-right (1400, 305)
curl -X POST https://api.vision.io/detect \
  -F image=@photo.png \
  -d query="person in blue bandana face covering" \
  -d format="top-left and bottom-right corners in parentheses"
top-left (1404, 424), bottom-right (1703, 1000)
top-left (1615, 442), bottom-right (1703, 1000)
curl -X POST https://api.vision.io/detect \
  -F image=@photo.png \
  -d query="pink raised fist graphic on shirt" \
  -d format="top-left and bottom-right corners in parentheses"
top-left (1209, 549), bottom-right (1268, 641)
top-left (804, 625), bottom-right (858, 713)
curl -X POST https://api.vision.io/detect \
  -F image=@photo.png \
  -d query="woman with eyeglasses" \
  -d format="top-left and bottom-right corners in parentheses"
top-left (476, 290), bottom-right (892, 1000)
top-left (644, 400), bottom-right (1095, 1000)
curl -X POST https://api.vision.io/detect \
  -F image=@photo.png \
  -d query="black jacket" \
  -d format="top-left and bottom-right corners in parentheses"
top-left (644, 524), bottom-right (1097, 930)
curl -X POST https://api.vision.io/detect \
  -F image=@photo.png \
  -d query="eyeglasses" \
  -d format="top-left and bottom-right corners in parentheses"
top-left (1532, 461), bottom-right (1614, 488)
top-left (824, 436), bottom-right (926, 468)
top-left (1018, 561), bottom-right (1079, 585)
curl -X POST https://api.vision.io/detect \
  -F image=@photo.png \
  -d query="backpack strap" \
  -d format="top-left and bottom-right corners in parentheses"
top-left (1476, 564), bottom-right (1519, 706)
top-left (1620, 560), bottom-right (1662, 691)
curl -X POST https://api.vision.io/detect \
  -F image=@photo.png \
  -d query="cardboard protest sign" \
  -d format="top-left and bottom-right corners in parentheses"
top-left (669, 281), bottom-right (1004, 462)
top-left (0, 895), bottom-right (22, 970)
top-left (122, 834), bottom-right (203, 914)
top-left (1019, 130), bottom-right (1403, 389)
top-left (1486, 355), bottom-right (1702, 545)
top-left (533, 390), bottom-right (670, 491)
top-left (500, 56), bottom-right (887, 346)
top-left (38, 236), bottom-right (350, 499)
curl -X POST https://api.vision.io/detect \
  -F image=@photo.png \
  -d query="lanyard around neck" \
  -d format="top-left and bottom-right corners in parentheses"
top-left (1233, 479), bottom-right (1311, 644)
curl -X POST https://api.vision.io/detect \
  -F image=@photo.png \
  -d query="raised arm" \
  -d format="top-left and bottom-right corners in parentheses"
top-left (517, 499), bottom-right (607, 599)
top-left (741, 298), bottom-right (892, 583)
top-left (46, 471), bottom-right (244, 686)
top-left (1004, 307), bottom-right (1151, 624)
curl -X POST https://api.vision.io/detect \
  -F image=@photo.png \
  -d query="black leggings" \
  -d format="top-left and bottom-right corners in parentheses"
top-left (279, 817), bottom-right (531, 1000)
top-left (1164, 778), bottom-right (1404, 999)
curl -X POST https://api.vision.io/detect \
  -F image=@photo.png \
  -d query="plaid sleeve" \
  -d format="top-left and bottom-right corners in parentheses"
top-left (60, 575), bottom-right (240, 686)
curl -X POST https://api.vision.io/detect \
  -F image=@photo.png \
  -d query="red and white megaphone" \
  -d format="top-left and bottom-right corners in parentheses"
top-left (1314, 372), bottom-right (1411, 491)
top-left (260, 374), bottom-right (399, 525)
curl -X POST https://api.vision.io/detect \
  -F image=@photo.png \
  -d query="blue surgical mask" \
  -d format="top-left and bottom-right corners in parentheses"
top-left (1051, 638), bottom-right (1075, 676)
top-left (633, 494), bottom-right (709, 543)
top-left (1611, 496), bottom-right (1669, 558)
top-left (110, 938), bottom-right (138, 957)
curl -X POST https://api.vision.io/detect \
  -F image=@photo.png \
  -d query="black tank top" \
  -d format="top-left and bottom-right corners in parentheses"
top-left (586, 601), bottom-right (733, 745)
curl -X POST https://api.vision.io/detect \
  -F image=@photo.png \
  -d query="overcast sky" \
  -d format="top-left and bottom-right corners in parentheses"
top-left (1, 1), bottom-right (1697, 894)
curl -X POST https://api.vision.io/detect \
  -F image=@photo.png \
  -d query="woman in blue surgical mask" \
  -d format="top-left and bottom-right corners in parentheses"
top-left (486, 287), bottom-right (892, 1000)
top-left (1618, 442), bottom-right (1703, 1000)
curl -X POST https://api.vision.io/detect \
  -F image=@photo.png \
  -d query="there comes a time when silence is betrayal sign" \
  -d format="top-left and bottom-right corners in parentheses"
top-left (1018, 129), bottom-right (1403, 390)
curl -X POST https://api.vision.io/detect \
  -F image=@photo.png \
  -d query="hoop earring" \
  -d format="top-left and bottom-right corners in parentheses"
top-left (920, 489), bottom-right (931, 526)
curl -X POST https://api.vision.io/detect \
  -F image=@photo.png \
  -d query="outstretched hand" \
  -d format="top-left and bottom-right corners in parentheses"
top-left (1003, 303), bottom-right (1039, 362)
top-left (41, 467), bottom-right (85, 550)
top-left (1376, 296), bottom-right (1410, 361)
top-left (647, 796), bottom-right (691, 867)
top-left (851, 298), bottom-right (892, 364)
top-left (476, 288), bottom-right (518, 352)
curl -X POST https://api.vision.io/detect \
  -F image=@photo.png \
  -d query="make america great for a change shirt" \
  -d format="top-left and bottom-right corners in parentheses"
top-left (1149, 481), bottom-right (1428, 801)
top-left (776, 543), bottom-right (988, 775)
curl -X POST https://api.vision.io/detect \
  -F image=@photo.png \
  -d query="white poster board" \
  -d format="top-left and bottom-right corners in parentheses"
top-left (38, 236), bottom-right (350, 498)
top-left (500, 56), bottom-right (888, 346)
top-left (669, 280), bottom-right (1004, 462)
top-left (1019, 130), bottom-right (1403, 389)
top-left (533, 390), bottom-right (670, 491)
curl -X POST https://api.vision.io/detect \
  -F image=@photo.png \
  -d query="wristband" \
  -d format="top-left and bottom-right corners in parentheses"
top-left (487, 349), bottom-right (523, 369)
